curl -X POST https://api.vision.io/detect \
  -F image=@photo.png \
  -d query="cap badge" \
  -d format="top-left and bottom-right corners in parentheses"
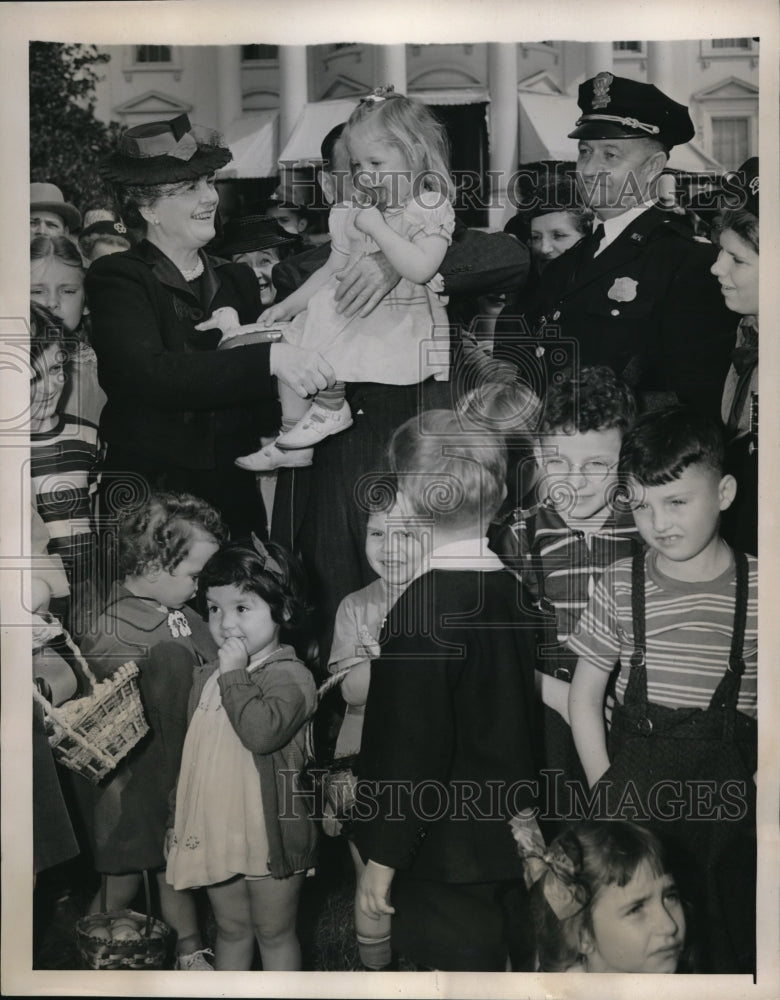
top-left (592, 72), bottom-right (614, 109)
top-left (749, 176), bottom-right (759, 196)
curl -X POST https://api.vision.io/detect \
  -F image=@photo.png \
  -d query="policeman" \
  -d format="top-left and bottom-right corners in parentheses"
top-left (498, 72), bottom-right (736, 417)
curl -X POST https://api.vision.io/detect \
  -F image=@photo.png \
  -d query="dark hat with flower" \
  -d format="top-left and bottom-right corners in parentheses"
top-left (214, 215), bottom-right (303, 258)
top-left (100, 114), bottom-right (232, 186)
top-left (569, 73), bottom-right (695, 150)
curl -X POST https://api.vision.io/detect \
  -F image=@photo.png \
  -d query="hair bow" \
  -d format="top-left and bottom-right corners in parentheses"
top-left (250, 532), bottom-right (284, 578)
top-left (360, 85), bottom-right (395, 106)
top-left (510, 811), bottom-right (589, 921)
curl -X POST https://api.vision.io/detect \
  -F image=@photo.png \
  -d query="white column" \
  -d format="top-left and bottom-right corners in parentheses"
top-left (585, 43), bottom-right (614, 79)
top-left (647, 42), bottom-right (675, 97)
top-left (375, 44), bottom-right (407, 93)
top-left (216, 46), bottom-right (242, 133)
top-left (487, 43), bottom-right (518, 231)
top-left (279, 45), bottom-right (308, 148)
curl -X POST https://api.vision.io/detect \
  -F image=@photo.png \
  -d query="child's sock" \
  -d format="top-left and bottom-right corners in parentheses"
top-left (357, 932), bottom-right (392, 970)
top-left (313, 381), bottom-right (346, 410)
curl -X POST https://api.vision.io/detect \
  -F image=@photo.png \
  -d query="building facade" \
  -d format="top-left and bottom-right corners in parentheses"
top-left (91, 39), bottom-right (759, 228)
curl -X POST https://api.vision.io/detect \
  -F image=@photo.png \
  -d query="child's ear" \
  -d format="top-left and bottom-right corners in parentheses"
top-left (718, 473), bottom-right (738, 512)
top-left (145, 561), bottom-right (162, 581)
top-left (317, 170), bottom-right (336, 205)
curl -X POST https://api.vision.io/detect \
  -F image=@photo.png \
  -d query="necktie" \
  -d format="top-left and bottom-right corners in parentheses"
top-left (580, 222), bottom-right (605, 263)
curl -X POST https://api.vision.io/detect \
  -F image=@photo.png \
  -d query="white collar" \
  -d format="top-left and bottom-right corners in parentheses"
top-left (429, 537), bottom-right (505, 571)
top-left (595, 203), bottom-right (653, 254)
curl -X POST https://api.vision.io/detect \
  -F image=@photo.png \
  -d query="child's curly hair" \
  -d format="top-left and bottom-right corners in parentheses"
top-left (198, 539), bottom-right (312, 634)
top-left (539, 365), bottom-right (637, 436)
top-left (118, 491), bottom-right (228, 578)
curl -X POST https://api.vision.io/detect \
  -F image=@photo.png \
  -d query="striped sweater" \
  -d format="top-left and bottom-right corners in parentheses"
top-left (567, 547), bottom-right (757, 716)
top-left (30, 414), bottom-right (100, 561)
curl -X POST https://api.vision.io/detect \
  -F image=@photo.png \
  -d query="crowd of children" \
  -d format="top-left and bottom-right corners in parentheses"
top-left (27, 85), bottom-right (760, 977)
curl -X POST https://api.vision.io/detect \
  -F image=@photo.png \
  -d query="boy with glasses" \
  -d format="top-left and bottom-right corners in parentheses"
top-left (490, 366), bottom-right (641, 809)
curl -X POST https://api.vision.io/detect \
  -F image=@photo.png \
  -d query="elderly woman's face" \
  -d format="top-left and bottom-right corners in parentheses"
top-left (146, 173), bottom-right (219, 250)
top-left (234, 248), bottom-right (282, 306)
top-left (530, 211), bottom-right (585, 271)
top-left (711, 228), bottom-right (759, 316)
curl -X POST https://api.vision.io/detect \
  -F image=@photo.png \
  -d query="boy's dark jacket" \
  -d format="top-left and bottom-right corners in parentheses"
top-left (352, 568), bottom-right (540, 883)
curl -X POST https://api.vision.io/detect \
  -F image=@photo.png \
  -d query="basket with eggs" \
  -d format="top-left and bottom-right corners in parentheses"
top-left (76, 872), bottom-right (174, 969)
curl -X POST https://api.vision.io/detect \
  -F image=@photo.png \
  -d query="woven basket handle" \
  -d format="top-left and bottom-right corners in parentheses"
top-left (303, 665), bottom-right (354, 764)
top-left (38, 615), bottom-right (100, 690)
top-left (98, 870), bottom-right (154, 937)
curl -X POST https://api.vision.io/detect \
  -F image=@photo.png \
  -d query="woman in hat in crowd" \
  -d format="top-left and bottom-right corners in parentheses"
top-left (710, 158), bottom-right (759, 555)
top-left (214, 214), bottom-right (303, 310)
top-left (85, 114), bottom-right (334, 540)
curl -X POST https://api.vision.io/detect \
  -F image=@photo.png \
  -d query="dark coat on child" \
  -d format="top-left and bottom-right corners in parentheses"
top-left (74, 584), bottom-right (216, 873)
top-left (352, 567), bottom-right (542, 970)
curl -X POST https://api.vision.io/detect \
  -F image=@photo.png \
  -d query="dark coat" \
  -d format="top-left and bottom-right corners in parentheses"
top-left (352, 568), bottom-right (540, 883)
top-left (86, 240), bottom-right (278, 470)
top-left (494, 207), bottom-right (736, 418)
top-left (272, 220), bottom-right (530, 302)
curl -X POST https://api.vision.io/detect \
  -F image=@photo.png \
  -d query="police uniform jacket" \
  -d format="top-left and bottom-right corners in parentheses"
top-left (86, 239), bottom-right (277, 470)
top-left (496, 207), bottom-right (736, 417)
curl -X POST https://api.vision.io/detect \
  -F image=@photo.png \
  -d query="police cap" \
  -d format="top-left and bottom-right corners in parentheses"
top-left (569, 72), bottom-right (695, 149)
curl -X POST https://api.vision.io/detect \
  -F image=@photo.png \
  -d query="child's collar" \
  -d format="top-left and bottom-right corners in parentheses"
top-left (429, 536), bottom-right (504, 571)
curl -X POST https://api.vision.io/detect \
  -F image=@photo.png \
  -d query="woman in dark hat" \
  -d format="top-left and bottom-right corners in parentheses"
top-left (214, 215), bottom-right (303, 309)
top-left (85, 114), bottom-right (333, 540)
top-left (710, 157), bottom-right (759, 555)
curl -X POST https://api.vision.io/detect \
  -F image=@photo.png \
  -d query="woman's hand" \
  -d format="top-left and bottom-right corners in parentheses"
top-left (353, 205), bottom-right (384, 237)
top-left (164, 828), bottom-right (175, 860)
top-left (218, 636), bottom-right (249, 674)
top-left (358, 860), bottom-right (396, 920)
top-left (269, 343), bottom-right (336, 397)
top-left (261, 302), bottom-right (295, 326)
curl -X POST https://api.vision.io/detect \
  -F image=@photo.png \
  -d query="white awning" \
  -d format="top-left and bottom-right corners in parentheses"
top-left (410, 87), bottom-right (489, 106)
top-left (278, 98), bottom-right (360, 167)
top-left (517, 91), bottom-right (580, 162)
top-left (278, 90), bottom-right (491, 166)
top-left (217, 111), bottom-right (279, 179)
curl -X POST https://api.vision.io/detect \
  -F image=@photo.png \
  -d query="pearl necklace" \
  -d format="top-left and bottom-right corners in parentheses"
top-left (180, 256), bottom-right (205, 282)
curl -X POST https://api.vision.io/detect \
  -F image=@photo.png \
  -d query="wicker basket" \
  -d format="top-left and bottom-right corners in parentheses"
top-left (303, 667), bottom-right (360, 827)
top-left (76, 871), bottom-right (174, 970)
top-left (31, 621), bottom-right (149, 785)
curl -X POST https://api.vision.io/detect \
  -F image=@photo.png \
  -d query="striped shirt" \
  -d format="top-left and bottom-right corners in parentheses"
top-left (567, 548), bottom-right (757, 717)
top-left (31, 414), bottom-right (100, 558)
top-left (490, 500), bottom-right (641, 641)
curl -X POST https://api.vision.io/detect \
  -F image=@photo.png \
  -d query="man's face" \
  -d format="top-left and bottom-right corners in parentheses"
top-left (576, 139), bottom-right (664, 220)
top-left (30, 211), bottom-right (67, 237)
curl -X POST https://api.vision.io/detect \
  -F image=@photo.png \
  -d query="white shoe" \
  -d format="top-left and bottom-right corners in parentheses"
top-left (276, 401), bottom-right (353, 449)
top-left (175, 947), bottom-right (215, 970)
top-left (235, 441), bottom-right (313, 471)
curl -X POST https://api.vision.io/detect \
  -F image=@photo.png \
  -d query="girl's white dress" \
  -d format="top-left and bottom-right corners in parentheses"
top-left (280, 191), bottom-right (455, 384)
top-left (166, 667), bottom-right (270, 890)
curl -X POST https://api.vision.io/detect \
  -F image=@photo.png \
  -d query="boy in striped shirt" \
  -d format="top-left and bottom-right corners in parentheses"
top-left (568, 405), bottom-right (757, 973)
top-left (489, 366), bottom-right (641, 788)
